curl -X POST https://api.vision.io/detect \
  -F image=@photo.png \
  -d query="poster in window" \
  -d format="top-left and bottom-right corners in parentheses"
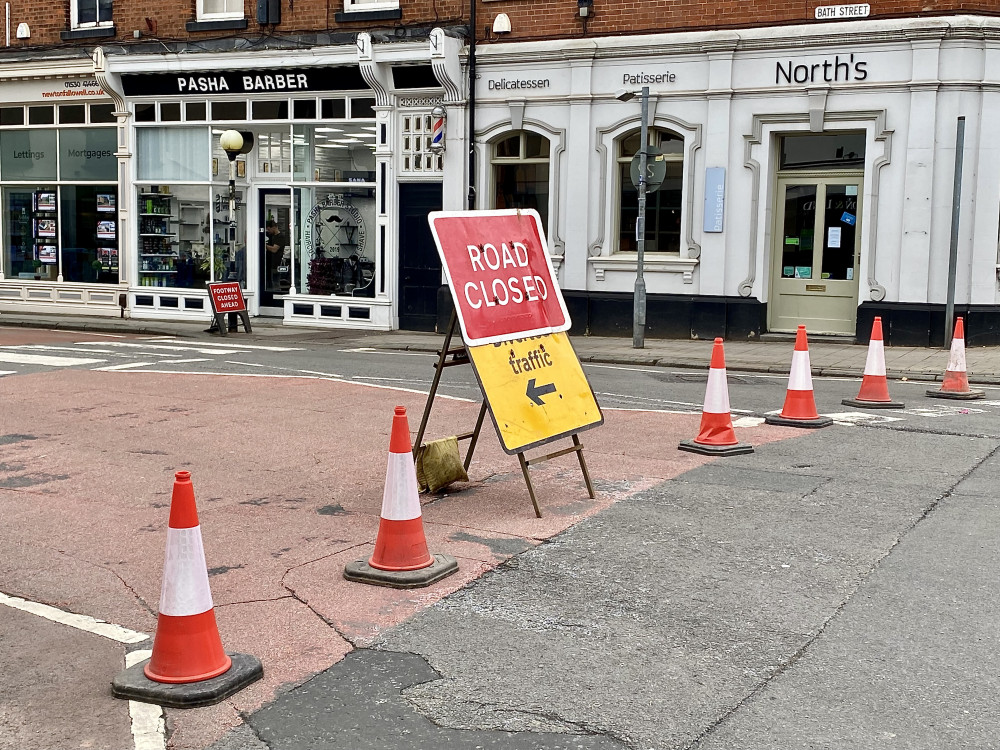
top-left (96, 193), bottom-right (116, 213)
top-left (98, 247), bottom-right (119, 270)
top-left (36, 245), bottom-right (57, 264)
top-left (35, 218), bottom-right (56, 238)
top-left (96, 220), bottom-right (116, 240)
top-left (237, 160), bottom-right (246, 178)
top-left (34, 192), bottom-right (56, 212)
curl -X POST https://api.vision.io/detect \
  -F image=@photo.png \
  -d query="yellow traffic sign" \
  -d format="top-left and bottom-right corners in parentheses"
top-left (468, 331), bottom-right (603, 454)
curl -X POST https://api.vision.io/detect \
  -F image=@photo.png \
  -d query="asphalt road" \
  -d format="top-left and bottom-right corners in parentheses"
top-left (3, 326), bottom-right (1000, 749)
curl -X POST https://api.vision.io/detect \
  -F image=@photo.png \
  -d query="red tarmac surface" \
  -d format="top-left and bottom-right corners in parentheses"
top-left (0, 342), bottom-right (799, 748)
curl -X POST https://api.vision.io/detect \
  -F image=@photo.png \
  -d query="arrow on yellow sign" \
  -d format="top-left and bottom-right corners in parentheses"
top-left (526, 378), bottom-right (557, 406)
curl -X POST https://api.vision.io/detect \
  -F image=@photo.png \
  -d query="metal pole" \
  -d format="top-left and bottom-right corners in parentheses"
top-left (633, 85), bottom-right (649, 349)
top-left (467, 0), bottom-right (477, 210)
top-left (944, 116), bottom-right (965, 347)
top-left (228, 156), bottom-right (237, 282)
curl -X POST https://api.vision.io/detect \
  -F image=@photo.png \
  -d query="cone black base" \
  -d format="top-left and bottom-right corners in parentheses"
top-left (344, 553), bottom-right (458, 589)
top-left (112, 652), bottom-right (263, 708)
top-left (841, 398), bottom-right (905, 409)
top-left (926, 388), bottom-right (984, 400)
top-left (678, 439), bottom-right (754, 456)
top-left (764, 414), bottom-right (833, 428)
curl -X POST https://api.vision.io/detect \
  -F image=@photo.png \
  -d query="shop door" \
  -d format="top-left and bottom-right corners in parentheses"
top-left (259, 189), bottom-right (292, 312)
top-left (397, 183), bottom-right (443, 331)
top-left (769, 176), bottom-right (862, 334)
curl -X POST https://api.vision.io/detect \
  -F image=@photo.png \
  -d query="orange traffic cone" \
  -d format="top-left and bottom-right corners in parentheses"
top-left (112, 471), bottom-right (262, 708)
top-left (765, 325), bottom-right (832, 428)
top-left (927, 317), bottom-right (984, 399)
top-left (842, 317), bottom-right (904, 409)
top-left (344, 406), bottom-right (458, 588)
top-left (679, 338), bottom-right (753, 456)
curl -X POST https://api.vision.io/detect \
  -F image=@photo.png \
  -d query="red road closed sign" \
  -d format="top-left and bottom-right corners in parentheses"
top-left (207, 282), bottom-right (246, 313)
top-left (428, 209), bottom-right (570, 346)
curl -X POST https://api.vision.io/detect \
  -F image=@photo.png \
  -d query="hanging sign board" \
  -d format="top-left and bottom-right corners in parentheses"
top-left (428, 209), bottom-right (570, 347)
top-left (467, 332), bottom-right (603, 454)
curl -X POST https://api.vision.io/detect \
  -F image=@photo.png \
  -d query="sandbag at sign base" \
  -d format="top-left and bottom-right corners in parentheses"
top-left (415, 436), bottom-right (468, 493)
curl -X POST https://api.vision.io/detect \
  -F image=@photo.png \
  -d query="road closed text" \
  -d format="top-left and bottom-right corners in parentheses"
top-left (463, 242), bottom-right (549, 309)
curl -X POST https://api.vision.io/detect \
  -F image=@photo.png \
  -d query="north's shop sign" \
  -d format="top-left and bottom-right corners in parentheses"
top-left (120, 66), bottom-right (369, 97)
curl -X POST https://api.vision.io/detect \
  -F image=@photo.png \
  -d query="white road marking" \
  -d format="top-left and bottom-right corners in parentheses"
top-left (72, 341), bottom-right (246, 355)
top-left (167, 358), bottom-right (211, 364)
top-left (125, 649), bottom-right (166, 750)
top-left (0, 591), bottom-right (148, 643)
top-left (824, 411), bottom-right (904, 425)
top-left (144, 337), bottom-right (303, 352)
top-left (93, 362), bottom-right (158, 371)
top-left (0, 370), bottom-right (16, 376)
top-left (339, 347), bottom-right (433, 357)
top-left (0, 352), bottom-right (105, 366)
top-left (225, 361), bottom-right (342, 378)
top-left (732, 416), bottom-right (766, 427)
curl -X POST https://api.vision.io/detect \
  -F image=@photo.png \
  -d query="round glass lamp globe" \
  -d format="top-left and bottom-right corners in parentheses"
top-left (220, 130), bottom-right (244, 155)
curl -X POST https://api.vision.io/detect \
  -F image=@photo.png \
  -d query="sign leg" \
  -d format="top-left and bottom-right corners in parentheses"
top-left (573, 434), bottom-right (596, 499)
top-left (463, 401), bottom-right (489, 471)
top-left (517, 452), bottom-right (543, 518)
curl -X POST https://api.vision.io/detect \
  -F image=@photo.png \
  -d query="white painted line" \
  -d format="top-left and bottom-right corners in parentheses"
top-left (73, 341), bottom-right (246, 355)
top-left (0, 591), bottom-right (148, 643)
top-left (825, 411), bottom-right (904, 425)
top-left (0, 352), bottom-right (105, 366)
top-left (93, 362), bottom-right (157, 371)
top-left (166, 358), bottom-right (211, 364)
top-left (225, 361), bottom-right (342, 378)
top-left (732, 416), bottom-right (766, 428)
top-left (604, 406), bottom-right (699, 414)
top-left (339, 348), bottom-right (433, 357)
top-left (10, 345), bottom-right (118, 354)
top-left (145, 338), bottom-right (303, 352)
top-left (0, 370), bottom-right (16, 376)
top-left (103, 369), bottom-right (478, 401)
top-left (125, 649), bottom-right (166, 750)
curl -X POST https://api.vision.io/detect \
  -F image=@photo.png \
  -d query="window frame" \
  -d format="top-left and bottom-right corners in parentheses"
top-left (489, 130), bottom-right (551, 233)
top-left (615, 128), bottom-right (685, 255)
top-left (343, 0), bottom-right (400, 13)
top-left (196, 0), bottom-right (245, 21)
top-left (71, 0), bottom-right (113, 29)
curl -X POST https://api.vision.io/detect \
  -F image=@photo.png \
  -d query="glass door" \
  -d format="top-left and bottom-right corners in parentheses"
top-left (770, 176), bottom-right (862, 334)
top-left (259, 188), bottom-right (291, 312)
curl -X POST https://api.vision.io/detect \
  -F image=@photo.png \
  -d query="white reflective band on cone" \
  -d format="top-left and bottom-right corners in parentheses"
top-left (703, 368), bottom-right (731, 414)
top-left (787, 350), bottom-right (814, 391)
top-left (380, 452), bottom-right (422, 521)
top-left (159, 526), bottom-right (214, 617)
top-left (947, 338), bottom-right (967, 372)
top-left (863, 342), bottom-right (886, 376)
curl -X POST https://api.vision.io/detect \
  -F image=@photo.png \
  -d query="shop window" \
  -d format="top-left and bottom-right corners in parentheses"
top-left (350, 98), bottom-right (376, 119)
top-left (490, 131), bottom-right (550, 231)
top-left (135, 103), bottom-right (156, 122)
top-left (197, 0), bottom-right (243, 19)
top-left (780, 133), bottom-right (865, 170)
top-left (160, 103), bottom-right (182, 122)
top-left (252, 100), bottom-right (290, 120)
top-left (400, 113), bottom-right (442, 174)
top-left (137, 128), bottom-right (210, 182)
top-left (257, 130), bottom-right (292, 175)
top-left (0, 107), bottom-right (23, 126)
top-left (293, 124), bottom-right (376, 183)
top-left (60, 128), bottom-right (117, 182)
top-left (294, 186), bottom-right (375, 297)
top-left (0, 130), bottom-right (58, 181)
top-left (90, 104), bottom-right (116, 123)
top-left (59, 106), bottom-right (86, 125)
top-left (321, 99), bottom-right (347, 119)
top-left (616, 129), bottom-right (684, 254)
top-left (343, 0), bottom-right (399, 12)
top-left (138, 186), bottom-right (215, 289)
top-left (293, 99), bottom-right (317, 119)
top-left (211, 100), bottom-right (247, 121)
top-left (72, 0), bottom-right (112, 27)
top-left (185, 102), bottom-right (207, 121)
top-left (28, 107), bottom-right (54, 125)
top-left (61, 185), bottom-right (119, 283)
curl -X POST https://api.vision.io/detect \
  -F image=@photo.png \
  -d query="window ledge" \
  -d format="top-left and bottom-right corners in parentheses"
top-left (589, 253), bottom-right (698, 282)
top-left (61, 26), bottom-right (116, 40)
top-left (334, 8), bottom-right (402, 23)
top-left (186, 18), bottom-right (248, 32)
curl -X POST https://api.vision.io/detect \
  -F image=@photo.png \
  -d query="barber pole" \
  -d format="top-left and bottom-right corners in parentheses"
top-left (429, 105), bottom-right (446, 152)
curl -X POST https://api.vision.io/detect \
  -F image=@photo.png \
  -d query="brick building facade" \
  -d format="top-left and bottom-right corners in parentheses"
top-left (0, 2), bottom-right (997, 343)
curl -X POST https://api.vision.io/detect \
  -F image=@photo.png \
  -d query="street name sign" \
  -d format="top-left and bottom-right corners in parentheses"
top-left (428, 209), bottom-right (570, 347)
top-left (467, 332), bottom-right (603, 454)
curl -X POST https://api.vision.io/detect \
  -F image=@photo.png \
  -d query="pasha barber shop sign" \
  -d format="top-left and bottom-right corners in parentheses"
top-left (120, 66), bottom-right (369, 96)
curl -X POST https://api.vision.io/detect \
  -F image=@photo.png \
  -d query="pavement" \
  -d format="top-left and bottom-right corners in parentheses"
top-left (0, 311), bottom-right (995, 383)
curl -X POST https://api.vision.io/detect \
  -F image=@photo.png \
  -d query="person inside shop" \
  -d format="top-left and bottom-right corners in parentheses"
top-left (264, 219), bottom-right (288, 289)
